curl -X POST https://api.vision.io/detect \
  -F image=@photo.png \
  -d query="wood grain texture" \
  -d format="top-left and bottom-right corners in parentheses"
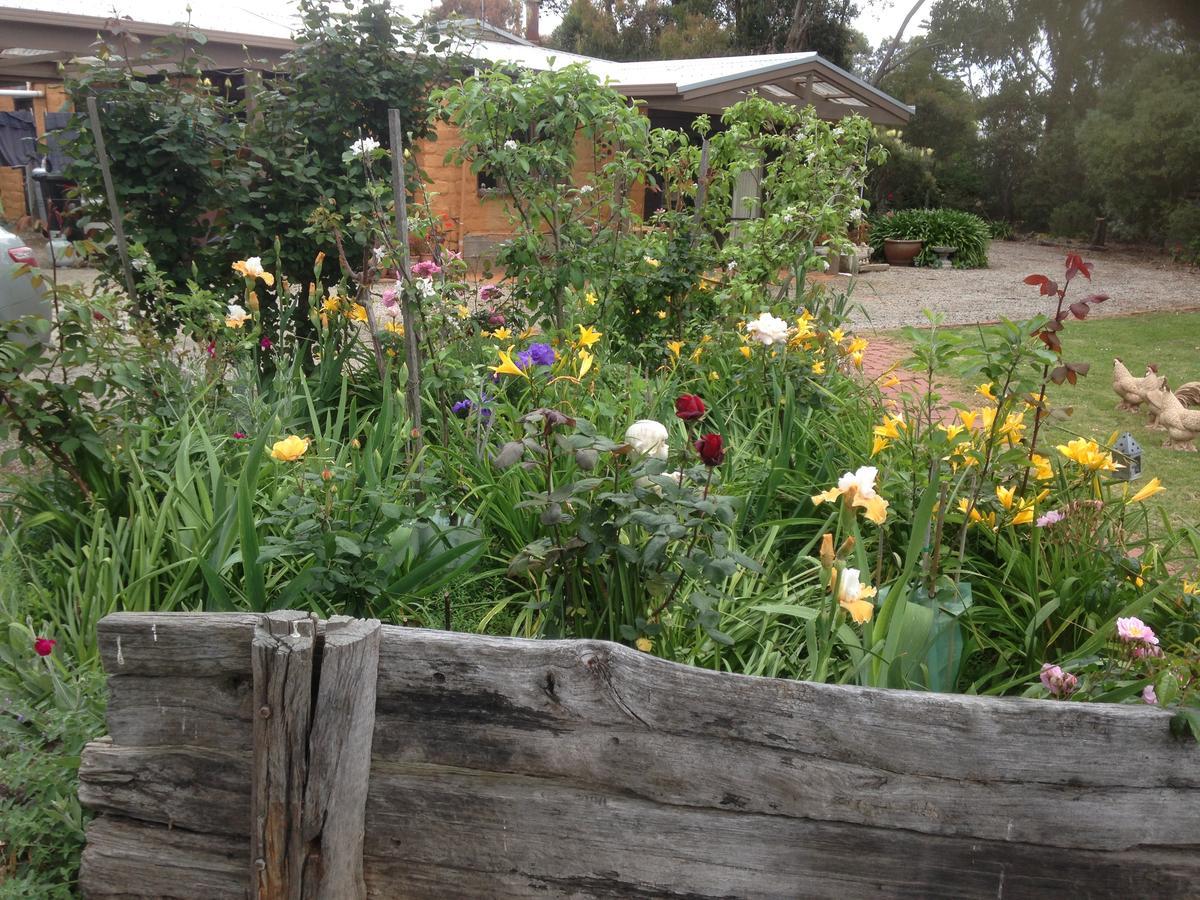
top-left (104, 672), bottom-right (253, 752)
top-left (251, 612), bottom-right (315, 899)
top-left (80, 814), bottom-right (247, 899)
top-left (298, 617), bottom-right (381, 899)
top-left (98, 612), bottom-right (264, 677)
top-left (364, 626), bottom-right (1199, 896)
top-left (363, 763), bottom-right (1200, 900)
top-left (78, 740), bottom-right (250, 837)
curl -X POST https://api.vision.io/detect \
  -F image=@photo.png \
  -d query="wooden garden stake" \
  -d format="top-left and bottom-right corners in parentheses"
top-left (388, 109), bottom-right (423, 455)
top-left (85, 96), bottom-right (138, 302)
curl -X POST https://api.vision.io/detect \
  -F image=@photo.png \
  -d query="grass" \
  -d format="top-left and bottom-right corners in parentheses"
top-left (942, 310), bottom-right (1200, 529)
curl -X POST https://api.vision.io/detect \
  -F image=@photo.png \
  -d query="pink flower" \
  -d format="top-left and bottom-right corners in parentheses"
top-left (1142, 685), bottom-right (1157, 705)
top-left (1132, 644), bottom-right (1164, 659)
top-left (260, 336), bottom-right (273, 350)
top-left (410, 260), bottom-right (441, 278)
top-left (232, 431), bottom-right (247, 439)
top-left (1039, 662), bottom-right (1078, 698)
top-left (34, 637), bottom-right (56, 657)
top-left (479, 284), bottom-right (502, 301)
top-left (381, 287), bottom-right (398, 307)
top-left (1116, 616), bottom-right (1158, 645)
top-left (206, 341), bottom-right (216, 358)
top-left (1036, 509), bottom-right (1065, 527)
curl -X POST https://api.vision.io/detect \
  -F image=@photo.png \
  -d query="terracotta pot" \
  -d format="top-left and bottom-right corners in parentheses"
top-left (883, 238), bottom-right (923, 267)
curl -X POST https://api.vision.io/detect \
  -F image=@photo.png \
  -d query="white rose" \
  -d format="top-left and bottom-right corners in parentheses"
top-left (503, 139), bottom-right (519, 150)
top-left (744, 311), bottom-right (790, 346)
top-left (624, 419), bottom-right (669, 460)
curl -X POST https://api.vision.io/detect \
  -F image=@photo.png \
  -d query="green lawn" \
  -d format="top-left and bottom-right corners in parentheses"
top-left (943, 311), bottom-right (1200, 530)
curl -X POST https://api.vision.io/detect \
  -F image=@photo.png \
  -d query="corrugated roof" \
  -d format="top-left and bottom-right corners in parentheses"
top-left (0, 0), bottom-right (299, 39)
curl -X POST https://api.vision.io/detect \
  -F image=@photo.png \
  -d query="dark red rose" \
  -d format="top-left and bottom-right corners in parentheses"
top-left (694, 433), bottom-right (725, 466)
top-left (675, 394), bottom-right (706, 421)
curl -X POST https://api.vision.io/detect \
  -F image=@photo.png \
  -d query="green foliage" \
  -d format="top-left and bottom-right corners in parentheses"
top-left (0, 615), bottom-right (105, 895)
top-left (868, 208), bottom-right (990, 268)
top-left (62, 0), bottom-right (458, 321)
top-left (1077, 52), bottom-right (1200, 243)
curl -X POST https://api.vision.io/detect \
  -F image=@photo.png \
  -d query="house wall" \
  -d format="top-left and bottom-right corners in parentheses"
top-left (0, 81), bottom-right (71, 222)
top-left (412, 118), bottom-right (648, 264)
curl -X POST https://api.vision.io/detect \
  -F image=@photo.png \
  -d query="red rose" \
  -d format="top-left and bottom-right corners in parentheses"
top-left (675, 394), bottom-right (706, 421)
top-left (694, 433), bottom-right (725, 466)
top-left (34, 637), bottom-right (56, 657)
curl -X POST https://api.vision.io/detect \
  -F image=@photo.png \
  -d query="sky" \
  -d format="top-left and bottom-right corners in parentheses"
top-left (3, 0), bottom-right (929, 51)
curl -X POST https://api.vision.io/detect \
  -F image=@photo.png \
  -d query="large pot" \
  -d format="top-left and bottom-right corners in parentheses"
top-left (883, 238), bottom-right (923, 267)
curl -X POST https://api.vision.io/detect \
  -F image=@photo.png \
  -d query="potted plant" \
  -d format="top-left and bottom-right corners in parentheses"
top-left (883, 237), bottom-right (923, 266)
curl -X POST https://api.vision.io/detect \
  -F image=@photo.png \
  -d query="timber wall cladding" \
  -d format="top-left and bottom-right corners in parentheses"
top-left (79, 613), bottom-right (1199, 899)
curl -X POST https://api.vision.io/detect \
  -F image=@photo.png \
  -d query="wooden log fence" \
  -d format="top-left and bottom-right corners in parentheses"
top-left (79, 611), bottom-right (1199, 898)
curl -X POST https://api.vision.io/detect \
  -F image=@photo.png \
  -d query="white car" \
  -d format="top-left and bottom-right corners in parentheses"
top-left (0, 225), bottom-right (50, 323)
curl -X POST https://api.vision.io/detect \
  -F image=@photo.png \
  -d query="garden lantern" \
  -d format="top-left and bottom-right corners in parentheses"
top-left (1111, 432), bottom-right (1143, 481)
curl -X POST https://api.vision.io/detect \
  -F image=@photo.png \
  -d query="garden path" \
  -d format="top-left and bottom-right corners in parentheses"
top-left (842, 239), bottom-right (1199, 329)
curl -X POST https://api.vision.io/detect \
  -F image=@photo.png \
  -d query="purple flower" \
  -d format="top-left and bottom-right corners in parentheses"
top-left (381, 287), bottom-right (398, 308)
top-left (479, 284), bottom-right (502, 302)
top-left (451, 399), bottom-right (472, 418)
top-left (410, 260), bottom-right (441, 278)
top-left (1039, 662), bottom-right (1078, 698)
top-left (1142, 685), bottom-right (1158, 705)
top-left (527, 342), bottom-right (556, 366)
top-left (260, 336), bottom-right (273, 350)
top-left (1036, 509), bottom-right (1065, 527)
top-left (516, 349), bottom-right (534, 370)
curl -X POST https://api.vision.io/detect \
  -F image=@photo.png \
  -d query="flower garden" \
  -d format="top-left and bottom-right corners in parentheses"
top-left (1, 11), bottom-right (1197, 893)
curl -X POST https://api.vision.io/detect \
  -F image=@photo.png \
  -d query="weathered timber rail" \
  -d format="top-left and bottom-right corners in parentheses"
top-left (79, 611), bottom-right (1199, 898)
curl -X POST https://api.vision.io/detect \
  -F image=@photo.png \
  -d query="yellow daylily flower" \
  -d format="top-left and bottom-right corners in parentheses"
top-left (656, 310), bottom-right (668, 320)
top-left (976, 382), bottom-right (997, 402)
top-left (667, 340), bottom-right (684, 358)
top-left (1030, 453), bottom-right (1054, 480)
top-left (829, 327), bottom-right (845, 344)
top-left (644, 257), bottom-right (661, 267)
top-left (1010, 498), bottom-right (1036, 526)
top-left (739, 345), bottom-right (752, 360)
top-left (995, 484), bottom-right (1016, 510)
top-left (348, 303), bottom-right (369, 323)
top-left (708, 370), bottom-right (720, 381)
top-left (490, 347), bottom-right (529, 379)
top-left (811, 360), bottom-right (826, 375)
top-left (1128, 477), bottom-right (1164, 504)
top-left (871, 435), bottom-right (890, 457)
top-left (1000, 412), bottom-right (1027, 444)
top-left (959, 409), bottom-right (980, 429)
top-left (322, 295), bottom-right (342, 314)
top-left (491, 326), bottom-right (513, 341)
top-left (456, 304), bottom-right (471, 319)
top-left (690, 346), bottom-right (704, 363)
top-left (1183, 579), bottom-right (1199, 595)
top-left (635, 637), bottom-right (653, 652)
top-left (846, 336), bottom-right (869, 355)
top-left (1056, 438), bottom-right (1118, 472)
top-left (873, 414), bottom-right (905, 441)
top-left (881, 372), bottom-right (901, 389)
top-left (577, 325), bottom-right (603, 348)
top-left (584, 291), bottom-right (598, 305)
top-left (939, 423), bottom-right (965, 441)
top-left (382, 321), bottom-right (405, 335)
top-left (578, 349), bottom-right (595, 379)
top-left (269, 435), bottom-right (309, 462)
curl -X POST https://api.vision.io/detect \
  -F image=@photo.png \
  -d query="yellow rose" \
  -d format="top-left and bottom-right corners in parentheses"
top-left (270, 435), bottom-right (310, 462)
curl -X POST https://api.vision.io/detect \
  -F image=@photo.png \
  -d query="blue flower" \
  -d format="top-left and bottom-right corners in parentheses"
top-left (451, 399), bottom-right (472, 418)
top-left (527, 342), bottom-right (556, 366)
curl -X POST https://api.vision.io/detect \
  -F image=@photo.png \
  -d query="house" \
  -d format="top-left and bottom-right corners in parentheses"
top-left (0, 4), bottom-right (912, 258)
top-left (425, 21), bottom-right (912, 259)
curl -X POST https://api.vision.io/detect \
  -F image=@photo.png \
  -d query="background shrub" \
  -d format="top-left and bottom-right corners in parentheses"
top-left (868, 208), bottom-right (991, 268)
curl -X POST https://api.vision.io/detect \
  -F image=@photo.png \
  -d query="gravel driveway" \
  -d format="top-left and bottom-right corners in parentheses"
top-left (845, 239), bottom-right (1199, 330)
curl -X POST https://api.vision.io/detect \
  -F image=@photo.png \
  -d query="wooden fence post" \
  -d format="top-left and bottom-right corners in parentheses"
top-left (251, 611), bottom-right (314, 897)
top-left (250, 611), bottom-right (380, 900)
top-left (84, 96), bottom-right (138, 302)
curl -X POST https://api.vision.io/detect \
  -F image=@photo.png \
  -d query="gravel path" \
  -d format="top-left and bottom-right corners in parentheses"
top-left (844, 239), bottom-right (1200, 330)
